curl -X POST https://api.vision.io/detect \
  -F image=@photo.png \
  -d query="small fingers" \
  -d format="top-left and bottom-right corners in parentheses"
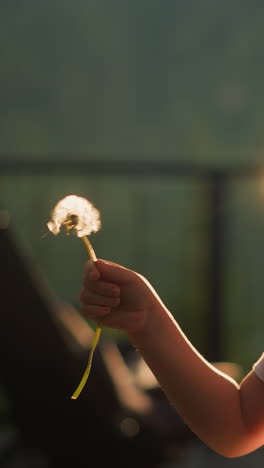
top-left (85, 260), bottom-right (100, 280)
top-left (83, 279), bottom-right (120, 299)
top-left (81, 260), bottom-right (121, 321)
top-left (81, 304), bottom-right (111, 319)
top-left (80, 287), bottom-right (120, 308)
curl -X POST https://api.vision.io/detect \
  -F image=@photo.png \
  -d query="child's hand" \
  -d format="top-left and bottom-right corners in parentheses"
top-left (80, 259), bottom-right (163, 335)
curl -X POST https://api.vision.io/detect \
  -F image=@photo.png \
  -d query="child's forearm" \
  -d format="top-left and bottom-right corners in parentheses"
top-left (129, 304), bottom-right (263, 457)
top-left (80, 259), bottom-right (264, 456)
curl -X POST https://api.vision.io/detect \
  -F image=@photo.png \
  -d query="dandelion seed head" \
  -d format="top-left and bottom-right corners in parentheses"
top-left (47, 195), bottom-right (101, 237)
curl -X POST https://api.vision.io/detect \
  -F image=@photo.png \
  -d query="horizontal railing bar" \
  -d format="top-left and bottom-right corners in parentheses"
top-left (0, 157), bottom-right (263, 180)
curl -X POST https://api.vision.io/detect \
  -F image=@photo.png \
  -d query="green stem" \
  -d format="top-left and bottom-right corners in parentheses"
top-left (71, 327), bottom-right (102, 399)
top-left (71, 235), bottom-right (101, 399)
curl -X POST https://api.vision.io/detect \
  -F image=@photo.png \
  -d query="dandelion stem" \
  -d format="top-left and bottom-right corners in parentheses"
top-left (71, 327), bottom-right (102, 399)
top-left (81, 235), bottom-right (97, 262)
top-left (71, 235), bottom-right (102, 400)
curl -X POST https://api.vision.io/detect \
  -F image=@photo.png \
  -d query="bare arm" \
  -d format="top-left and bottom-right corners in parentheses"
top-left (80, 259), bottom-right (264, 458)
top-left (130, 305), bottom-right (264, 457)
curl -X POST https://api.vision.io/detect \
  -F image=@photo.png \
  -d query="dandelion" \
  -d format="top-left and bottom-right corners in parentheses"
top-left (48, 194), bottom-right (102, 399)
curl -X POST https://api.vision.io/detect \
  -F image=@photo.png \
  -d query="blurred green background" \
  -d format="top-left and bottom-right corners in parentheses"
top-left (1, 0), bottom-right (264, 377)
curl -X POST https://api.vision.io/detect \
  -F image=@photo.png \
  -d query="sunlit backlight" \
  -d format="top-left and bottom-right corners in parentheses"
top-left (47, 194), bottom-right (101, 238)
top-left (47, 194), bottom-right (102, 399)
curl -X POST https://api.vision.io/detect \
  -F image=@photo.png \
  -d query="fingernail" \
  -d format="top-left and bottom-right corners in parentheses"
top-left (89, 269), bottom-right (99, 280)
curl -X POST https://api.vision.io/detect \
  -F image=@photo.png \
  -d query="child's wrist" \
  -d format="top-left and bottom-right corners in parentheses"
top-left (128, 301), bottom-right (167, 343)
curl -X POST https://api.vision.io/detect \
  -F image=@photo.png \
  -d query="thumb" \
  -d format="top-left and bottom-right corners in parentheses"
top-left (95, 259), bottom-right (138, 285)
